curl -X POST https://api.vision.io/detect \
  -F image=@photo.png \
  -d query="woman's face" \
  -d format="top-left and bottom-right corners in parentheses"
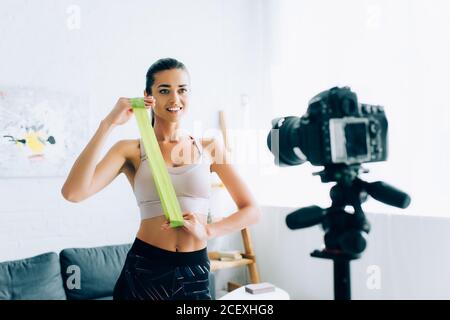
top-left (146, 68), bottom-right (190, 123)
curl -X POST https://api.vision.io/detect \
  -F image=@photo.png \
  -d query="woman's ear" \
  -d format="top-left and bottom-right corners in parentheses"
top-left (143, 90), bottom-right (148, 97)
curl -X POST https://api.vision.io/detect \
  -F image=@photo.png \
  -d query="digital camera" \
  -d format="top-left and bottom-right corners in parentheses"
top-left (267, 86), bottom-right (388, 166)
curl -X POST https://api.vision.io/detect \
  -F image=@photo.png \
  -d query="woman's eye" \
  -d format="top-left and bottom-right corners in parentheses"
top-left (179, 88), bottom-right (188, 94)
top-left (159, 89), bottom-right (169, 94)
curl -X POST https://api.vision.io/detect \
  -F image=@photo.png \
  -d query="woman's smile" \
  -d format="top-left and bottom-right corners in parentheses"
top-left (166, 106), bottom-right (183, 113)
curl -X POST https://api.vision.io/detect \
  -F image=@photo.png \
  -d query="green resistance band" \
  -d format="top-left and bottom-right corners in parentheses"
top-left (131, 98), bottom-right (184, 228)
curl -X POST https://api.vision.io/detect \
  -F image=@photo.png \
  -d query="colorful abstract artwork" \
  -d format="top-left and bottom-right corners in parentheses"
top-left (0, 87), bottom-right (88, 177)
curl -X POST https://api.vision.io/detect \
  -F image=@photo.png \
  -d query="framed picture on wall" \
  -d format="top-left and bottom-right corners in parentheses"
top-left (0, 86), bottom-right (89, 178)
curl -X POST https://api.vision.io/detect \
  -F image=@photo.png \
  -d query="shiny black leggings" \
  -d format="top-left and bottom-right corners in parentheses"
top-left (113, 238), bottom-right (211, 300)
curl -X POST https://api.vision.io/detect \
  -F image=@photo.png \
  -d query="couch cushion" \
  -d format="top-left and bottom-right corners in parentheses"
top-left (0, 252), bottom-right (66, 300)
top-left (59, 243), bottom-right (131, 300)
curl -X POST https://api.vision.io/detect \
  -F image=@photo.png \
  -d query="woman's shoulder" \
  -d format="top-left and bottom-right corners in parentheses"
top-left (198, 136), bottom-right (217, 153)
top-left (111, 139), bottom-right (140, 159)
top-left (113, 138), bottom-right (140, 149)
top-left (199, 136), bottom-right (227, 165)
top-left (111, 139), bottom-right (141, 174)
top-left (199, 136), bottom-right (214, 147)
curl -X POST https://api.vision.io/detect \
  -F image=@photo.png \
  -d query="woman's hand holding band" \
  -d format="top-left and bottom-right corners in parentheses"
top-left (160, 212), bottom-right (210, 242)
top-left (103, 96), bottom-right (155, 127)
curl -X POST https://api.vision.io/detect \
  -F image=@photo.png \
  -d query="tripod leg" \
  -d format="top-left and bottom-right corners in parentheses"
top-left (334, 259), bottom-right (351, 300)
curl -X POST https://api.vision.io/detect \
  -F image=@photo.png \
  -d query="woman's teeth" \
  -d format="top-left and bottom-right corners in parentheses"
top-left (166, 107), bottom-right (182, 113)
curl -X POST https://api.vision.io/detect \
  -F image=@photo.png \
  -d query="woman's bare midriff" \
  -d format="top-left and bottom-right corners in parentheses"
top-left (122, 138), bottom-right (208, 253)
top-left (136, 215), bottom-right (208, 252)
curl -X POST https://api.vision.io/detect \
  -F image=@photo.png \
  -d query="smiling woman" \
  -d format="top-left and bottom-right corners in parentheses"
top-left (60, 57), bottom-right (261, 300)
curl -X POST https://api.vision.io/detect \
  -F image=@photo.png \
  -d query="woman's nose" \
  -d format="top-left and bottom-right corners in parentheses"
top-left (169, 92), bottom-right (181, 104)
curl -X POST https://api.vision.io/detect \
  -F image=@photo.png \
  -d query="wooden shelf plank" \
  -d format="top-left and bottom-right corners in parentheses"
top-left (210, 258), bottom-right (254, 272)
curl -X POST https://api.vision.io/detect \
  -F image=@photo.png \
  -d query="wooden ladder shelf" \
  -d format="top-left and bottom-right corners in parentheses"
top-left (207, 111), bottom-right (261, 292)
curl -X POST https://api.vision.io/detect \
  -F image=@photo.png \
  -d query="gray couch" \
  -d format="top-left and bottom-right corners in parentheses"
top-left (0, 243), bottom-right (215, 300)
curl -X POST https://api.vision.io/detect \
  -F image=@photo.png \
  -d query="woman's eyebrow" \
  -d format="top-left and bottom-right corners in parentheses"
top-left (157, 84), bottom-right (188, 88)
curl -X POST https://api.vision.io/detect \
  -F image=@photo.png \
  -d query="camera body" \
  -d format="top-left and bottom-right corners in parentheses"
top-left (268, 86), bottom-right (388, 166)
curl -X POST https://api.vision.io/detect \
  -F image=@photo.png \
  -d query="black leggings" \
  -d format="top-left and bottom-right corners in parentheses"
top-left (113, 238), bottom-right (212, 300)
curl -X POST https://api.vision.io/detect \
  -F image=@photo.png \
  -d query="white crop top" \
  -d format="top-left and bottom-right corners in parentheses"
top-left (133, 136), bottom-right (212, 220)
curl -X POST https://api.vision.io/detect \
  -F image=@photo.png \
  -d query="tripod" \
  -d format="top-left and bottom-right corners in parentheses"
top-left (286, 164), bottom-right (411, 300)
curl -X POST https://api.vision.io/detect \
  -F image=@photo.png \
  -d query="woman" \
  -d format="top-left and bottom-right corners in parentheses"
top-left (61, 58), bottom-right (261, 300)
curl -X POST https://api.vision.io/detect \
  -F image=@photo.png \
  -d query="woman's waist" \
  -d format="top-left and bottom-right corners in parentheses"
top-left (138, 196), bottom-right (210, 219)
top-left (139, 213), bottom-right (208, 225)
top-left (131, 235), bottom-right (208, 264)
top-left (136, 219), bottom-right (208, 253)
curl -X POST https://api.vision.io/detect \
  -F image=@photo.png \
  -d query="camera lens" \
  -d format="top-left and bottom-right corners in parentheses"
top-left (267, 116), bottom-right (306, 166)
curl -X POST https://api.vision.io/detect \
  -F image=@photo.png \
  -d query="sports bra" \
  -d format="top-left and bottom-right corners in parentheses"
top-left (133, 136), bottom-right (212, 220)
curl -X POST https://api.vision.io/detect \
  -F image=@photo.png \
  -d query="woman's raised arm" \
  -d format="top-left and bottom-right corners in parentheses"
top-left (61, 97), bottom-right (154, 202)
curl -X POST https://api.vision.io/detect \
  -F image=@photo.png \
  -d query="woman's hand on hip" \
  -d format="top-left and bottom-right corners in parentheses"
top-left (103, 96), bottom-right (155, 127)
